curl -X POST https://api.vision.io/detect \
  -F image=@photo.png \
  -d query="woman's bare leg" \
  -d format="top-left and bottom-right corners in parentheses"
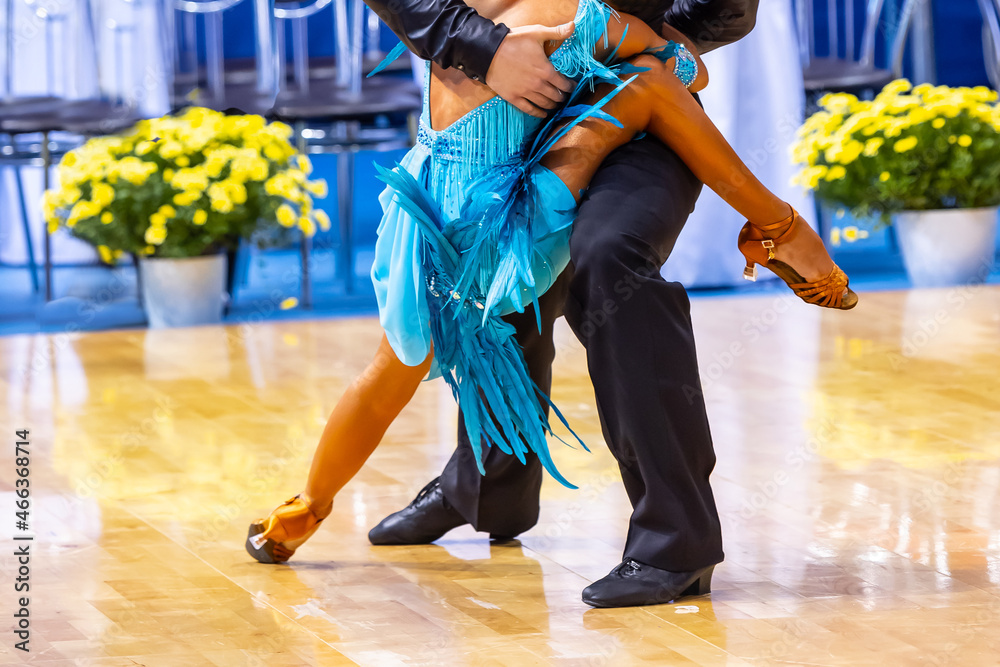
top-left (541, 55), bottom-right (834, 283)
top-left (300, 334), bottom-right (434, 517)
top-left (246, 333), bottom-right (433, 563)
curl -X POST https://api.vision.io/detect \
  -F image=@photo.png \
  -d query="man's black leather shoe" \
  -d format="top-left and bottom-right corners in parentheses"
top-left (368, 477), bottom-right (469, 545)
top-left (582, 559), bottom-right (715, 608)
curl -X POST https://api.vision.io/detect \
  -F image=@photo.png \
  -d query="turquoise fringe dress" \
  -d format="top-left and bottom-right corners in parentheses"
top-left (370, 0), bottom-right (687, 486)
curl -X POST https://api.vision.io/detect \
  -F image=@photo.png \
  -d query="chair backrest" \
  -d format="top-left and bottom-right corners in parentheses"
top-left (980, 0), bottom-right (1000, 89)
top-left (272, 0), bottom-right (367, 96)
top-left (94, 0), bottom-right (170, 117)
top-left (1, 0), bottom-right (101, 99)
top-left (164, 0), bottom-right (278, 107)
top-left (272, 0), bottom-right (331, 95)
top-left (795, 0), bottom-right (918, 75)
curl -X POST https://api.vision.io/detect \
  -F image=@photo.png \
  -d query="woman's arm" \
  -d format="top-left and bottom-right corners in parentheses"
top-left (599, 12), bottom-right (709, 92)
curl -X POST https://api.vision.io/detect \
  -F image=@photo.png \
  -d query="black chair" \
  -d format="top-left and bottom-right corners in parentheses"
top-left (981, 0), bottom-right (1000, 90)
top-left (269, 0), bottom-right (420, 306)
top-left (0, 97), bottom-right (63, 293)
top-left (164, 0), bottom-right (279, 115)
top-left (0, 0), bottom-right (150, 301)
top-left (0, 100), bottom-right (144, 300)
top-left (795, 0), bottom-right (919, 97)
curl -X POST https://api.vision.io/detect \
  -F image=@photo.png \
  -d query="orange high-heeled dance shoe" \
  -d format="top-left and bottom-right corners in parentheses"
top-left (739, 207), bottom-right (858, 310)
top-left (246, 495), bottom-right (325, 564)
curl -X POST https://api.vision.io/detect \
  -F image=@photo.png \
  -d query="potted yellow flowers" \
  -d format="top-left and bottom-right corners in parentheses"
top-left (43, 107), bottom-right (329, 328)
top-left (792, 80), bottom-right (1000, 287)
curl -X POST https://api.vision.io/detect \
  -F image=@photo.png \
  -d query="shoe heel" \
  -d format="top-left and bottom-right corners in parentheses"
top-left (682, 565), bottom-right (714, 597)
top-left (738, 222), bottom-right (770, 282)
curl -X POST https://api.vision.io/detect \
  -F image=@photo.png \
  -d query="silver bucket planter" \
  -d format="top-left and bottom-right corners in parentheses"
top-left (894, 207), bottom-right (999, 288)
top-left (139, 254), bottom-right (228, 329)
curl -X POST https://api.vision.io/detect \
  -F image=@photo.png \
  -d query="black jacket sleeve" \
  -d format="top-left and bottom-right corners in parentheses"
top-left (663, 0), bottom-right (760, 53)
top-left (364, 0), bottom-right (509, 82)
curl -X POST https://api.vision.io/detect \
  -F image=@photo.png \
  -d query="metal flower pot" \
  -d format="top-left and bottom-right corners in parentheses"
top-left (894, 207), bottom-right (999, 288)
top-left (139, 254), bottom-right (228, 329)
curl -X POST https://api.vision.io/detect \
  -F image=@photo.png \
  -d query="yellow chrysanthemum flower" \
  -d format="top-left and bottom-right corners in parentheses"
top-left (803, 165), bottom-right (829, 189)
top-left (90, 182), bottom-right (115, 207)
top-left (882, 79), bottom-right (913, 96)
top-left (837, 141), bottom-right (865, 164)
top-left (932, 118), bottom-right (946, 129)
top-left (894, 136), bottom-right (919, 153)
top-left (299, 217), bottom-right (316, 237)
top-left (863, 138), bottom-right (884, 157)
top-left (306, 179), bottom-right (328, 198)
top-left (265, 173), bottom-right (297, 198)
top-left (957, 135), bottom-right (973, 147)
top-left (158, 141), bottom-right (184, 159)
top-left (101, 211), bottom-right (113, 224)
top-left (171, 168), bottom-right (209, 192)
top-left (145, 225), bottom-right (167, 245)
top-left (213, 199), bottom-right (234, 214)
top-left (313, 209), bottom-right (331, 232)
top-left (174, 191), bottom-right (201, 206)
top-left (825, 165), bottom-right (847, 181)
top-left (264, 144), bottom-right (285, 162)
top-left (193, 210), bottom-right (208, 226)
top-left (225, 181), bottom-right (248, 206)
top-left (276, 204), bottom-right (297, 228)
top-left (880, 171), bottom-right (891, 182)
top-left (66, 200), bottom-right (102, 227)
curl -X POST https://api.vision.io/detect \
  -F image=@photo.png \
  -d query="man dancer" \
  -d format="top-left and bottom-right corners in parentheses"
top-left (365, 0), bottom-right (759, 608)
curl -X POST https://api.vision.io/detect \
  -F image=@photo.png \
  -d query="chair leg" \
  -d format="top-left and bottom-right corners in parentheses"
top-left (41, 131), bottom-right (54, 302)
top-left (12, 166), bottom-right (41, 293)
top-left (133, 253), bottom-right (144, 309)
top-left (300, 232), bottom-right (312, 308)
top-left (224, 244), bottom-right (239, 315)
top-left (295, 122), bottom-right (312, 309)
top-left (337, 149), bottom-right (355, 295)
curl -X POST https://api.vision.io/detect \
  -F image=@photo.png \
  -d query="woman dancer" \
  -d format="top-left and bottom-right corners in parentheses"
top-left (246, 0), bottom-right (856, 564)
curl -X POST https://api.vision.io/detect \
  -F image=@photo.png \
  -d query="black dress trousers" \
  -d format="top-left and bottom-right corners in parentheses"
top-left (439, 134), bottom-right (724, 573)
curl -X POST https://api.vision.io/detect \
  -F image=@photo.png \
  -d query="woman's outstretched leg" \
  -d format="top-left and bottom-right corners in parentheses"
top-left (247, 334), bottom-right (434, 563)
top-left (541, 54), bottom-right (856, 308)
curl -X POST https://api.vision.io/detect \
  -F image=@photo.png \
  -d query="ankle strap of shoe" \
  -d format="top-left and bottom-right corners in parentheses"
top-left (756, 207), bottom-right (800, 242)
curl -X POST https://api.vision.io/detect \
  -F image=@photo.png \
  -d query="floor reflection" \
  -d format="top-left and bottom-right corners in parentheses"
top-left (1, 289), bottom-right (998, 664)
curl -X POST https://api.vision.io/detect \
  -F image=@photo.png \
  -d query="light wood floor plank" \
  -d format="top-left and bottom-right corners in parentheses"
top-left (1, 286), bottom-right (999, 665)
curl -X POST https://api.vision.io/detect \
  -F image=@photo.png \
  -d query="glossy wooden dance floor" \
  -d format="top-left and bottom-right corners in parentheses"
top-left (2, 285), bottom-right (1000, 666)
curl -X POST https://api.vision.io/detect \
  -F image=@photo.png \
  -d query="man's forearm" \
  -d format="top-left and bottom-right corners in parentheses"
top-left (364, 0), bottom-right (509, 81)
top-left (663, 0), bottom-right (760, 53)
